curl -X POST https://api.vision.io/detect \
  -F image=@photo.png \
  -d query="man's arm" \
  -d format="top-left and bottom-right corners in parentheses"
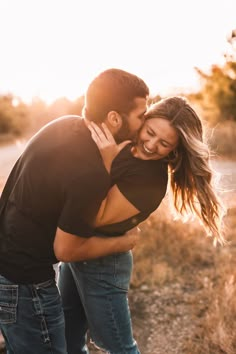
top-left (54, 227), bottom-right (140, 262)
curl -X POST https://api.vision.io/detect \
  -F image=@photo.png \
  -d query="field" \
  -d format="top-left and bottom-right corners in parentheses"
top-left (128, 203), bottom-right (236, 354)
top-left (0, 142), bottom-right (236, 353)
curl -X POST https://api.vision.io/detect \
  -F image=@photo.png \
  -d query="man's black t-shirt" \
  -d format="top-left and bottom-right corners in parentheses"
top-left (0, 116), bottom-right (111, 283)
top-left (0, 116), bottom-right (168, 284)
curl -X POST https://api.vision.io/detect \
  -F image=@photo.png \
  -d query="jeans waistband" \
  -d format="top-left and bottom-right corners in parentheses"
top-left (0, 274), bottom-right (55, 288)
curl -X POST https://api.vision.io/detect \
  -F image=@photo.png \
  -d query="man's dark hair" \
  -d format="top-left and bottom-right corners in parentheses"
top-left (83, 68), bottom-right (149, 123)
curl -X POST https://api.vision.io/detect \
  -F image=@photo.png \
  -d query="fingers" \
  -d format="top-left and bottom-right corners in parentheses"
top-left (87, 121), bottom-right (118, 150)
top-left (87, 122), bottom-right (107, 142)
top-left (101, 123), bottom-right (115, 143)
top-left (90, 122), bottom-right (105, 141)
top-left (87, 121), bottom-right (131, 158)
top-left (118, 140), bottom-right (132, 152)
top-left (90, 122), bottom-right (115, 146)
top-left (87, 122), bottom-right (105, 148)
top-left (127, 231), bottom-right (141, 248)
top-left (87, 124), bottom-right (102, 147)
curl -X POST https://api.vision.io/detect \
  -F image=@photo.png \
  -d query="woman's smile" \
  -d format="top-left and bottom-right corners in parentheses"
top-left (142, 143), bottom-right (155, 155)
top-left (133, 118), bottom-right (179, 161)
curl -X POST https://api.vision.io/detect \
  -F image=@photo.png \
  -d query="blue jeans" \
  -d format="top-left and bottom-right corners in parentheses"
top-left (0, 275), bottom-right (67, 354)
top-left (58, 251), bottom-right (140, 354)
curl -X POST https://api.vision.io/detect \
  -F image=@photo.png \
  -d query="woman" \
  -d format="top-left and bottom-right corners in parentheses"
top-left (92, 96), bottom-right (225, 243)
top-left (59, 97), bottom-right (225, 354)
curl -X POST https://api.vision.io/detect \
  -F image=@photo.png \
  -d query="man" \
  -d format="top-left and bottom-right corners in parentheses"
top-left (0, 68), bottom-right (149, 353)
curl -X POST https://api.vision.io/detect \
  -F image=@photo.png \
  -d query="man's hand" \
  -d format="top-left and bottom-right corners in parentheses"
top-left (124, 227), bottom-right (142, 250)
top-left (120, 227), bottom-right (142, 251)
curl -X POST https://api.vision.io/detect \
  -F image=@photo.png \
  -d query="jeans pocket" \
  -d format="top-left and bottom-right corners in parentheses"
top-left (114, 254), bottom-right (133, 291)
top-left (103, 252), bottom-right (133, 291)
top-left (0, 283), bottom-right (18, 324)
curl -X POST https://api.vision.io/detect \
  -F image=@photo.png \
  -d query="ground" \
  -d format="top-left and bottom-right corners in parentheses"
top-left (87, 282), bottom-right (206, 354)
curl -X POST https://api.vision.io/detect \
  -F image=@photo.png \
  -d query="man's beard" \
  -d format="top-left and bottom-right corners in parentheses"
top-left (114, 117), bottom-right (139, 144)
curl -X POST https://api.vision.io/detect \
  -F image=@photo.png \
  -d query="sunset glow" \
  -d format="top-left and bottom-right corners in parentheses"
top-left (0, 0), bottom-right (235, 103)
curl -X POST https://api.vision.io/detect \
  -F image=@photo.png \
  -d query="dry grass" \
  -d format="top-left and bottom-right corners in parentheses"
top-left (188, 273), bottom-right (236, 354)
top-left (131, 199), bottom-right (236, 353)
top-left (131, 199), bottom-right (218, 288)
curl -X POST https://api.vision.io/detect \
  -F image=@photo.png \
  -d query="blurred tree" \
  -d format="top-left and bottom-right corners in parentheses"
top-left (0, 95), bottom-right (29, 136)
top-left (189, 29), bottom-right (236, 124)
top-left (0, 93), bottom-right (86, 139)
top-left (27, 97), bottom-right (49, 134)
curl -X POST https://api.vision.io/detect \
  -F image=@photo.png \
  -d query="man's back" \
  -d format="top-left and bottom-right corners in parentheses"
top-left (0, 116), bottom-right (110, 283)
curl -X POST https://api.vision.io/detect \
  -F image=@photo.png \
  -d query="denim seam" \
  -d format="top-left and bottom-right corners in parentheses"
top-left (31, 286), bottom-right (51, 346)
top-left (106, 295), bottom-right (126, 354)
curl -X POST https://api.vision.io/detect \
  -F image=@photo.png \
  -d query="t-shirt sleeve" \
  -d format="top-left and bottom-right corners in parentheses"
top-left (58, 173), bottom-right (110, 237)
top-left (58, 198), bottom-right (94, 237)
top-left (58, 207), bottom-right (94, 237)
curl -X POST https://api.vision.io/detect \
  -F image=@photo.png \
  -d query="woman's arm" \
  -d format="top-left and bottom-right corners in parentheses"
top-left (87, 121), bottom-right (140, 226)
top-left (87, 121), bottom-right (131, 173)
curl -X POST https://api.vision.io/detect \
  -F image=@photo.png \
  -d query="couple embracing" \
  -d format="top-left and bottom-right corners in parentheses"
top-left (0, 68), bottom-right (225, 353)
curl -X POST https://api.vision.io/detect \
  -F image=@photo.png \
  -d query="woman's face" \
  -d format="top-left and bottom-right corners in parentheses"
top-left (133, 117), bottom-right (179, 160)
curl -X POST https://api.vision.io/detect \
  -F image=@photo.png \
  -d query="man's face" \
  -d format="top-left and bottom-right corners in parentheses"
top-left (115, 97), bottom-right (147, 143)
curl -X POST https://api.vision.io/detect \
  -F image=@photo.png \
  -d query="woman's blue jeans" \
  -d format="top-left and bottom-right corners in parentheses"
top-left (0, 275), bottom-right (67, 354)
top-left (58, 251), bottom-right (140, 354)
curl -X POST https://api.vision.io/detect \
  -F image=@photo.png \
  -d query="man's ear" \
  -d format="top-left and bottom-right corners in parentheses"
top-left (106, 111), bottom-right (122, 129)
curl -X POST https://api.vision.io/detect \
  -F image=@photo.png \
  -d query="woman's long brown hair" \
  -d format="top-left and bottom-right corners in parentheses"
top-left (145, 97), bottom-right (226, 245)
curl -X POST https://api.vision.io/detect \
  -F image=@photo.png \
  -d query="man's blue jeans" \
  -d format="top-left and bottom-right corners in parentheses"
top-left (58, 251), bottom-right (140, 354)
top-left (0, 275), bottom-right (67, 354)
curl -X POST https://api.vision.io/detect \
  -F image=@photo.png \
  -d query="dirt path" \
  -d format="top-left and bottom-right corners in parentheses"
top-left (128, 284), bottom-right (199, 354)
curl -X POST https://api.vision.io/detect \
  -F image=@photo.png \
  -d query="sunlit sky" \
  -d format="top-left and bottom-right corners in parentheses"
top-left (0, 0), bottom-right (235, 103)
